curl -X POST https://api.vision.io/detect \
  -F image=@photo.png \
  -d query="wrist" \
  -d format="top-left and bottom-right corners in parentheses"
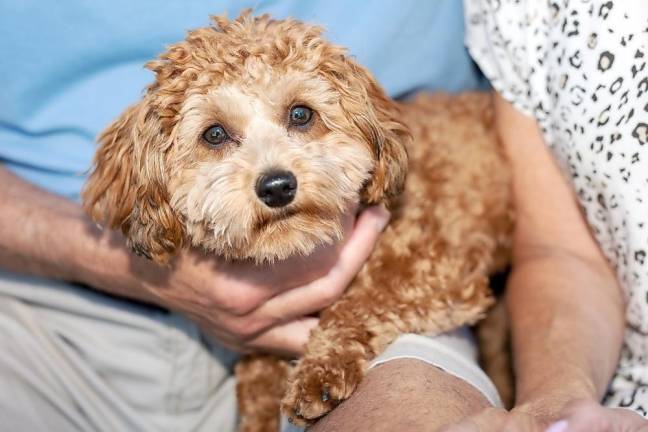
top-left (71, 216), bottom-right (155, 302)
top-left (0, 169), bottom-right (159, 304)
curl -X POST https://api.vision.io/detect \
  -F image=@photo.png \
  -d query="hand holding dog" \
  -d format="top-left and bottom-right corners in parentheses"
top-left (0, 166), bottom-right (387, 358)
top-left (132, 205), bottom-right (390, 356)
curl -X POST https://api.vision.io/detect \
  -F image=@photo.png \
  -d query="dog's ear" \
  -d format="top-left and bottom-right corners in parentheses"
top-left (82, 100), bottom-right (184, 264)
top-left (354, 69), bottom-right (410, 206)
top-left (321, 57), bottom-right (410, 206)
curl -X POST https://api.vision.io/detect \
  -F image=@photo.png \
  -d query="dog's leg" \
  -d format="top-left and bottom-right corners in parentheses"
top-left (281, 241), bottom-right (496, 426)
top-left (236, 354), bottom-right (289, 432)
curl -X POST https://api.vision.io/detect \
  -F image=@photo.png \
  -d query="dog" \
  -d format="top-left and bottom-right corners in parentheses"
top-left (83, 12), bottom-right (513, 431)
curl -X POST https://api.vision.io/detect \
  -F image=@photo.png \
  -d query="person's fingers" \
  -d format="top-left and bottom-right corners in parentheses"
top-left (550, 400), bottom-right (648, 432)
top-left (202, 206), bottom-right (389, 353)
top-left (251, 275), bottom-right (348, 324)
top-left (545, 400), bottom-right (604, 432)
top-left (544, 420), bottom-right (569, 432)
top-left (248, 205), bottom-right (390, 324)
top-left (245, 317), bottom-right (319, 357)
top-left (327, 205), bottom-right (390, 286)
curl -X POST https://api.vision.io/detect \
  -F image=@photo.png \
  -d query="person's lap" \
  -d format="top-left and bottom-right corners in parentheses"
top-left (0, 271), bottom-right (238, 432)
top-left (0, 271), bottom-right (499, 431)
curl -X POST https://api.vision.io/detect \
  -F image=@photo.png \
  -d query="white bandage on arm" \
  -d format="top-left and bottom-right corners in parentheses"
top-left (369, 329), bottom-right (503, 408)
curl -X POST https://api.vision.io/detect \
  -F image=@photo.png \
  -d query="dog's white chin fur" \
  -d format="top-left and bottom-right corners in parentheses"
top-left (183, 208), bottom-right (345, 263)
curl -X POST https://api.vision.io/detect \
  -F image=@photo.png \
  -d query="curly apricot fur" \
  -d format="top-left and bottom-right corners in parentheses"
top-left (83, 12), bottom-right (513, 431)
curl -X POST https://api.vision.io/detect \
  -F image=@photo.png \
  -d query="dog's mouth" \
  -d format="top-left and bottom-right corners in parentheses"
top-left (253, 207), bottom-right (301, 233)
top-left (239, 202), bottom-right (345, 262)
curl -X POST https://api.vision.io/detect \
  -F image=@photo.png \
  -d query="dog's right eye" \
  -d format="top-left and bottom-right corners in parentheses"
top-left (288, 106), bottom-right (313, 127)
top-left (202, 125), bottom-right (229, 147)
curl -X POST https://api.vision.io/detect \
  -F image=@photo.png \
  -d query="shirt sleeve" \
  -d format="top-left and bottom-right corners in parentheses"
top-left (463, 0), bottom-right (535, 117)
top-left (368, 329), bottom-right (503, 408)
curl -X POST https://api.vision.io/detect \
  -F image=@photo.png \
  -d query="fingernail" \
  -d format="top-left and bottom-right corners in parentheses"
top-left (545, 420), bottom-right (568, 432)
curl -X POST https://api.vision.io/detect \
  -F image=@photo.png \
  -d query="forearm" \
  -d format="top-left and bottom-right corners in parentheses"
top-left (0, 165), bottom-right (149, 300)
top-left (508, 250), bottom-right (624, 420)
top-left (493, 93), bottom-right (626, 422)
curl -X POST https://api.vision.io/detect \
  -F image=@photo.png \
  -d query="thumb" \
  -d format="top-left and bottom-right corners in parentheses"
top-left (331, 205), bottom-right (390, 284)
top-left (357, 205), bottom-right (391, 233)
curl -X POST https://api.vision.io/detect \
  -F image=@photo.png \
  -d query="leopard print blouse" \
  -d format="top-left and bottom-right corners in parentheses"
top-left (465, 0), bottom-right (648, 416)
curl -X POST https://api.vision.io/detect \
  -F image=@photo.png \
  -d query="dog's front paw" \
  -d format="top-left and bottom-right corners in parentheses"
top-left (281, 355), bottom-right (364, 426)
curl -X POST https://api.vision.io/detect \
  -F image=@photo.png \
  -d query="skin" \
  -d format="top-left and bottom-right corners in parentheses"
top-left (0, 165), bottom-right (389, 356)
top-left (442, 401), bottom-right (648, 432)
top-left (310, 359), bottom-right (492, 432)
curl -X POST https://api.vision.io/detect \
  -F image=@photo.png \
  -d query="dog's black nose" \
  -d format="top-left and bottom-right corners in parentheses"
top-left (255, 171), bottom-right (297, 208)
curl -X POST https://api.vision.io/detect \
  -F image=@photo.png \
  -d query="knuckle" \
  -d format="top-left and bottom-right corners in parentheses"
top-left (226, 318), bottom-right (263, 340)
top-left (218, 290), bottom-right (263, 317)
top-left (318, 284), bottom-right (343, 306)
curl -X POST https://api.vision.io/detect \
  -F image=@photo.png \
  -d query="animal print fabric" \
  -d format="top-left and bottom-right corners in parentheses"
top-left (464, 0), bottom-right (648, 415)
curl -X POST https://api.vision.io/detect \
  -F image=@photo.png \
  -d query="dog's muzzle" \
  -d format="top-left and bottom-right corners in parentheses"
top-left (255, 170), bottom-right (297, 208)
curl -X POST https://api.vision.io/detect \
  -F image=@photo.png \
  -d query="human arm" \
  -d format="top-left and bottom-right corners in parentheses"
top-left (0, 164), bottom-right (388, 355)
top-left (496, 94), bottom-right (624, 421)
top-left (444, 93), bottom-right (627, 431)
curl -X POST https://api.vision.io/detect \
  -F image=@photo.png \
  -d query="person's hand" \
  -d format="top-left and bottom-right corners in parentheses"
top-left (544, 400), bottom-right (648, 432)
top-left (0, 166), bottom-right (389, 357)
top-left (128, 205), bottom-right (390, 356)
top-left (441, 400), bottom-right (648, 432)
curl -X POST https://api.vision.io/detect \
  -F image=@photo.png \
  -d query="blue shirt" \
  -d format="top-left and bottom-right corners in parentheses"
top-left (0, 0), bottom-right (484, 200)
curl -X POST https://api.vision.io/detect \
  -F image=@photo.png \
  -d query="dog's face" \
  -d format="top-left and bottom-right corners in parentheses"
top-left (83, 13), bottom-right (409, 263)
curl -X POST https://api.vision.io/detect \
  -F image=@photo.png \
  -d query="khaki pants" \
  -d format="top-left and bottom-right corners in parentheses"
top-left (0, 271), bottom-right (238, 432)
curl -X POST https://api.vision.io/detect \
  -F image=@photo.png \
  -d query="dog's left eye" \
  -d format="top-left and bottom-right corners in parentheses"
top-left (202, 124), bottom-right (229, 147)
top-left (289, 106), bottom-right (313, 127)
